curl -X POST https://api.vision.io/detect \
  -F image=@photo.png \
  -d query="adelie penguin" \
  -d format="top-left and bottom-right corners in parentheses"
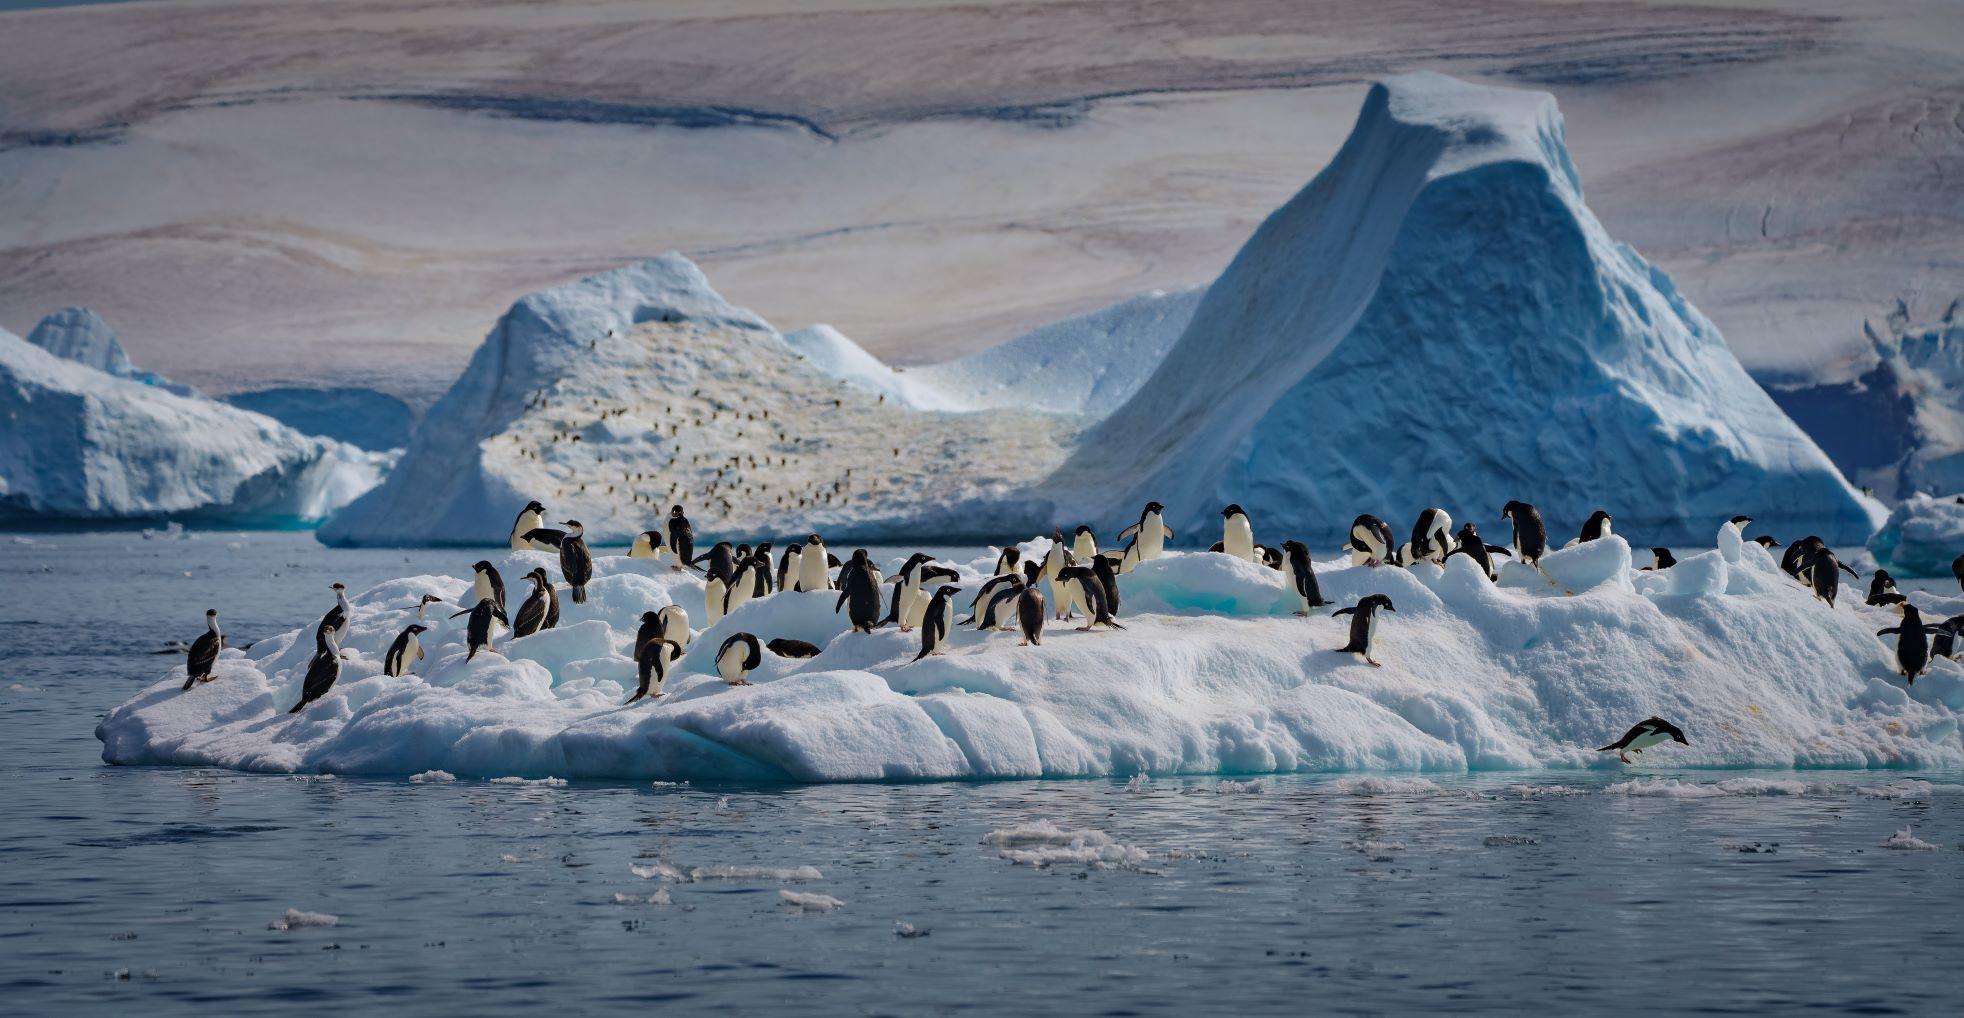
top-left (510, 500), bottom-right (550, 550)
top-left (1501, 501), bottom-right (1547, 568)
top-left (1953, 552), bottom-right (1964, 596)
top-left (1220, 504), bottom-right (1257, 563)
top-left (778, 542), bottom-right (804, 591)
top-left (667, 505), bottom-right (696, 573)
top-left (1641, 548), bottom-right (1677, 572)
top-left (512, 569), bottom-right (555, 639)
top-left (1060, 566), bottom-right (1123, 631)
top-left (451, 598), bottom-right (509, 661)
top-left (1015, 580), bottom-right (1046, 647)
top-left (470, 561), bottom-right (506, 612)
top-left (992, 545), bottom-right (1021, 578)
top-left (1797, 546), bottom-right (1859, 608)
top-left (1332, 594), bottom-right (1395, 666)
top-left (181, 609), bottom-right (223, 691)
top-left (383, 624), bottom-right (428, 677)
top-left (1091, 553), bottom-right (1122, 619)
top-left (1115, 501), bottom-right (1173, 567)
top-left (1445, 522), bottom-right (1506, 581)
top-left (697, 541), bottom-right (737, 624)
top-left (913, 585), bottom-right (963, 661)
top-left (716, 632), bottom-right (762, 685)
top-left (767, 638), bottom-right (823, 659)
top-left (835, 549), bottom-right (885, 633)
top-left (1281, 541), bottom-right (1330, 616)
top-left (1878, 602), bottom-right (1946, 685)
top-left (1598, 716), bottom-right (1688, 764)
top-left (558, 520), bottom-right (593, 605)
top-left (654, 604), bottom-right (691, 651)
top-left (1038, 532), bottom-right (1071, 619)
top-left (798, 534), bottom-right (836, 593)
top-left (628, 529), bottom-right (668, 561)
top-left (627, 638), bottom-right (681, 703)
top-left (963, 569), bottom-right (1025, 630)
top-left (1347, 515), bottom-right (1393, 567)
top-left (1071, 526), bottom-right (1099, 562)
top-left (1569, 510), bottom-right (1612, 547)
top-left (288, 628), bottom-right (346, 714)
top-left (1407, 508), bottom-right (1453, 567)
top-left (1866, 570), bottom-right (1899, 606)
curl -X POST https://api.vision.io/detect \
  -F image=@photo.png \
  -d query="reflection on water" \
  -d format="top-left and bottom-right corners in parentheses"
top-left (1, 532), bottom-right (1959, 1015)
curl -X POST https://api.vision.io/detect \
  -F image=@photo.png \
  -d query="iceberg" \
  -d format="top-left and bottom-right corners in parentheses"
top-left (322, 73), bottom-right (1877, 548)
top-left (25, 306), bottom-right (196, 396)
top-left (97, 526), bottom-right (1964, 781)
top-left (1869, 493), bottom-right (1964, 578)
top-left (0, 326), bottom-right (391, 523)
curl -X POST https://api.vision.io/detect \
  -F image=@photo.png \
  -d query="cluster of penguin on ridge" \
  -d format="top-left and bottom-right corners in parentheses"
top-left (172, 496), bottom-right (1948, 769)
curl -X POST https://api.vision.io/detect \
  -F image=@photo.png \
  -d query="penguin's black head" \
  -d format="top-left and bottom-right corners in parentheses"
top-left (1502, 500), bottom-right (1531, 519)
top-left (1002, 547), bottom-right (1020, 563)
top-left (407, 624), bottom-right (428, 634)
top-left (1754, 535), bottom-right (1779, 548)
top-left (1223, 504), bottom-right (1243, 517)
top-left (1023, 561), bottom-right (1042, 582)
top-left (808, 534), bottom-right (823, 546)
top-left (736, 543), bottom-right (751, 557)
top-left (935, 585), bottom-right (961, 598)
top-left (562, 519), bottom-right (582, 530)
top-left (332, 582), bottom-right (347, 592)
top-left (851, 549), bottom-right (869, 562)
top-left (1589, 510), bottom-right (1611, 524)
top-left (422, 594), bottom-right (442, 604)
top-left (670, 505), bottom-right (684, 517)
top-left (526, 500), bottom-right (545, 512)
top-left (1075, 525), bottom-right (1092, 536)
top-left (641, 611), bottom-right (660, 623)
top-left (1282, 540), bottom-right (1305, 554)
top-left (1729, 514), bottom-right (1753, 526)
top-left (1144, 501), bottom-right (1164, 513)
top-left (1360, 593), bottom-right (1395, 612)
top-left (205, 608), bottom-right (217, 617)
top-left (473, 561), bottom-right (494, 573)
top-left (1458, 521), bottom-right (1479, 537)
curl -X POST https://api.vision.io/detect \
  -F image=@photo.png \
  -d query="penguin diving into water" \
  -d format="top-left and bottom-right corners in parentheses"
top-left (558, 520), bottom-right (593, 604)
top-left (181, 609), bottom-right (223, 691)
top-left (716, 632), bottom-right (762, 685)
top-left (1281, 541), bottom-right (1330, 615)
top-left (1598, 717), bottom-right (1688, 764)
top-left (384, 624), bottom-right (428, 677)
top-left (1332, 594), bottom-right (1395, 666)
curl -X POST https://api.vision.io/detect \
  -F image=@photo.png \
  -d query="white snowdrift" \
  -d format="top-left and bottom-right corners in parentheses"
top-left (99, 525), bottom-right (1964, 781)
top-left (0, 327), bottom-right (390, 522)
top-left (1869, 492), bottom-right (1964, 578)
top-left (322, 73), bottom-right (1875, 548)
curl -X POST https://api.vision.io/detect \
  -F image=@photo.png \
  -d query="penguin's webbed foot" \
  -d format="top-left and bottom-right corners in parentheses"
top-left (1292, 610), bottom-right (1308, 617)
top-left (1618, 753), bottom-right (1632, 764)
top-left (728, 679), bottom-right (752, 686)
top-left (1366, 657), bottom-right (1382, 668)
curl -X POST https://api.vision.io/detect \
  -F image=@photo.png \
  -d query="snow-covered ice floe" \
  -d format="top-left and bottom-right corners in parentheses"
top-left (322, 72), bottom-right (1876, 549)
top-left (1, 313), bottom-right (392, 523)
top-left (1869, 492), bottom-right (1964, 578)
top-left (98, 526), bottom-right (1964, 781)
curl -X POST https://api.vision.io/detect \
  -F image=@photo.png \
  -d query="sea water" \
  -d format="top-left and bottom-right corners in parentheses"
top-left (2, 531), bottom-right (1960, 1015)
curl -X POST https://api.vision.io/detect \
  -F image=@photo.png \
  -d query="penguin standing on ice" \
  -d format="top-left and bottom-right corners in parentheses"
top-left (655, 604), bottom-right (691, 650)
top-left (1798, 546), bottom-right (1859, 608)
top-left (1331, 594), bottom-right (1396, 666)
top-left (1091, 553), bottom-right (1123, 619)
top-left (1780, 537), bottom-right (1825, 580)
top-left (963, 571), bottom-right (1023, 626)
top-left (1569, 510), bottom-right (1613, 546)
top-left (749, 543), bottom-right (775, 598)
top-left (1598, 717), bottom-right (1688, 764)
top-left (716, 632), bottom-right (762, 685)
top-left (1220, 504), bottom-right (1257, 562)
top-left (1642, 548), bottom-right (1677, 571)
top-left (181, 609), bottom-right (223, 690)
top-left (667, 506), bottom-right (696, 573)
top-left (799, 534), bottom-right (836, 592)
top-left (1878, 603), bottom-right (1945, 684)
top-left (1038, 532), bottom-right (1072, 619)
top-left (1931, 615), bottom-right (1964, 661)
top-left (993, 546), bottom-right (1022, 577)
top-left (727, 553), bottom-right (763, 615)
top-left (629, 529), bottom-right (668, 561)
top-left (558, 520), bottom-right (593, 605)
top-left (510, 501), bottom-right (549, 550)
top-left (1407, 508), bottom-right (1454, 566)
top-left (288, 628), bottom-right (346, 714)
top-left (1282, 541), bottom-right (1330, 615)
top-left (1445, 522), bottom-right (1504, 581)
top-left (778, 542), bottom-right (804, 592)
top-left (1501, 501), bottom-right (1548, 568)
top-left (1115, 502), bottom-right (1173, 564)
top-left (883, 553), bottom-right (936, 630)
top-left (512, 570), bottom-right (554, 638)
top-left (1347, 515), bottom-right (1394, 567)
top-left (1015, 580), bottom-right (1046, 647)
top-left (1953, 552), bottom-right (1964, 596)
top-left (835, 550), bottom-right (885, 633)
top-left (383, 624), bottom-right (427, 677)
top-left (972, 575), bottom-right (1026, 631)
top-left (697, 541), bottom-right (737, 624)
top-left (627, 638), bottom-right (681, 703)
top-left (317, 582), bottom-right (352, 648)
top-left (451, 599), bottom-right (509, 661)
top-left (1867, 570), bottom-right (1899, 605)
top-left (1071, 526), bottom-right (1099, 562)
top-left (1060, 566), bottom-right (1123, 630)
top-left (913, 585), bottom-right (962, 661)
top-left (470, 562), bottom-right (506, 612)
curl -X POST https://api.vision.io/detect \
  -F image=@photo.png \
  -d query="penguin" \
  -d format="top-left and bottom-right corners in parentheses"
top-left (1798, 546), bottom-right (1859, 608)
top-left (766, 638), bottom-right (823, 659)
top-left (715, 632), bottom-right (762, 685)
top-left (471, 561), bottom-right (506, 612)
top-left (1347, 515), bottom-right (1394, 567)
top-left (1752, 535), bottom-right (1781, 550)
top-left (383, 624), bottom-right (427, 677)
top-left (1258, 545), bottom-right (1284, 571)
top-left (628, 529), bottom-right (668, 561)
top-left (1954, 552), bottom-right (1964, 596)
top-left (558, 520), bottom-right (593, 605)
top-left (1641, 547), bottom-right (1677, 572)
top-left (749, 543), bottom-right (775, 598)
top-left (1572, 510), bottom-right (1613, 546)
top-left (1054, 563), bottom-right (1087, 623)
top-left (993, 545), bottom-right (1021, 577)
top-left (778, 542), bottom-right (804, 592)
top-left (1932, 615), bottom-right (1964, 661)
top-left (450, 599), bottom-right (509, 661)
top-left (963, 571), bottom-right (1023, 624)
top-left (1281, 541), bottom-right (1330, 616)
top-left (656, 604), bottom-right (691, 650)
top-left (1061, 566), bottom-right (1123, 631)
top-left (1781, 537), bottom-right (1825, 581)
top-left (1868, 592), bottom-right (1908, 612)
top-left (799, 534), bottom-right (834, 592)
top-left (727, 553), bottom-right (763, 616)
top-left (1331, 594), bottom-right (1395, 666)
top-left (1445, 522), bottom-right (1502, 581)
top-left (512, 570), bottom-right (553, 638)
top-left (835, 549), bottom-right (885, 633)
top-left (1597, 717), bottom-right (1688, 764)
top-left (1015, 581), bottom-right (1046, 647)
top-left (1867, 570), bottom-right (1898, 605)
top-left (1221, 504), bottom-right (1256, 562)
top-left (634, 610), bottom-right (664, 661)
top-left (1408, 508), bottom-right (1454, 566)
top-left (1114, 502), bottom-right (1173, 562)
top-left (1878, 602), bottom-right (1945, 684)
top-left (412, 594), bottom-right (444, 621)
top-left (520, 522), bottom-right (568, 551)
top-left (973, 576), bottom-right (1026, 631)
top-left (1071, 526), bottom-right (1099, 562)
top-left (537, 567), bottom-right (561, 630)
top-left (883, 553), bottom-right (936, 630)
top-left (913, 585), bottom-right (962, 661)
top-left (1723, 514), bottom-right (1754, 541)
top-left (667, 506), bottom-right (696, 573)
top-left (1091, 553), bottom-right (1123, 619)
top-left (1039, 531), bottom-right (1073, 619)
top-left (287, 628), bottom-right (345, 714)
top-left (181, 609), bottom-right (223, 690)
top-left (627, 638), bottom-right (680, 703)
top-left (1500, 501), bottom-right (1548, 568)
top-left (697, 541), bottom-right (737, 624)
top-left (510, 500), bottom-right (549, 550)
top-left (316, 582), bottom-right (352, 648)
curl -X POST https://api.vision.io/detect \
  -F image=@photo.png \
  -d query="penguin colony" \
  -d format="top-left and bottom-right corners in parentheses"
top-left (191, 491), bottom-right (1964, 764)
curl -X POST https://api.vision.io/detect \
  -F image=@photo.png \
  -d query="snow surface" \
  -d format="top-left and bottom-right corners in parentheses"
top-left (0, 327), bottom-right (391, 522)
top-left (323, 74), bottom-right (1876, 548)
top-left (1869, 493), bottom-right (1964, 578)
top-left (98, 526), bottom-right (1964, 782)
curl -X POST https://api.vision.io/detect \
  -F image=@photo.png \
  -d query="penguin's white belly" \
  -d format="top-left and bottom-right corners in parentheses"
top-left (658, 608), bottom-right (691, 648)
top-left (1073, 536), bottom-right (1097, 561)
top-left (511, 511), bottom-right (543, 550)
top-left (799, 552), bottom-right (829, 592)
top-left (902, 587), bottom-right (930, 628)
top-left (628, 535), bottom-right (659, 559)
top-left (782, 551), bottom-right (803, 591)
top-left (1224, 517), bottom-right (1255, 561)
top-left (704, 580), bottom-right (727, 623)
top-left (726, 578), bottom-right (753, 613)
top-left (1627, 730), bottom-right (1669, 752)
top-left (1140, 517), bottom-right (1165, 559)
top-left (716, 647), bottom-right (745, 682)
top-left (474, 576), bottom-right (495, 606)
top-left (1365, 612), bottom-right (1377, 648)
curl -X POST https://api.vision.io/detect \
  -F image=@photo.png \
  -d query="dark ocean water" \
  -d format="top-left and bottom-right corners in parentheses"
top-left (2, 530), bottom-right (1960, 1016)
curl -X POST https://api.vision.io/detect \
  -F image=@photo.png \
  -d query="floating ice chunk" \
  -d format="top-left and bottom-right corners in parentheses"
top-left (268, 908), bottom-right (338, 930)
top-left (615, 889), bottom-right (673, 905)
top-left (1347, 838), bottom-right (1406, 859)
top-left (691, 865), bottom-right (823, 882)
top-left (983, 821), bottom-right (1148, 869)
top-left (779, 890), bottom-right (845, 912)
top-left (500, 854), bottom-right (523, 863)
top-left (1605, 778), bottom-right (1810, 798)
top-left (1331, 776), bottom-right (1445, 796)
top-left (489, 776), bottom-right (567, 787)
top-left (1870, 493), bottom-right (1964, 577)
top-left (1881, 828), bottom-right (1939, 851)
top-left (1123, 774), bottom-right (1152, 792)
top-left (409, 770), bottom-right (456, 783)
top-left (629, 862), bottom-right (688, 882)
top-left (894, 921), bottom-right (930, 938)
top-left (1216, 779), bottom-right (1265, 794)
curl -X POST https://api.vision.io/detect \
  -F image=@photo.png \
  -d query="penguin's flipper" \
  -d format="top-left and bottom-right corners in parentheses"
top-left (450, 608), bottom-right (472, 619)
top-left (1878, 626), bottom-right (1902, 636)
top-left (1116, 522), bottom-right (1141, 542)
top-left (834, 590), bottom-right (850, 614)
top-left (1838, 562), bottom-right (1861, 579)
top-left (1163, 526), bottom-right (1175, 540)
top-left (1332, 607), bottom-right (1356, 618)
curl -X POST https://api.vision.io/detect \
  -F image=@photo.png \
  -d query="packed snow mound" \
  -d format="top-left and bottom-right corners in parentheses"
top-left (25, 306), bottom-right (195, 395)
top-left (1869, 493), bottom-right (1964, 577)
top-left (99, 527), bottom-right (1964, 781)
top-left (222, 387), bottom-right (415, 452)
top-left (321, 74), bottom-right (1875, 547)
top-left (0, 329), bottom-right (391, 522)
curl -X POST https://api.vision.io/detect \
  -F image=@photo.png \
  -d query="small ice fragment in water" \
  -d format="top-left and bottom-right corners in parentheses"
top-left (409, 770), bottom-right (455, 783)
top-left (501, 853), bottom-right (523, 863)
top-left (629, 862), bottom-right (688, 881)
top-left (1347, 838), bottom-right (1405, 860)
top-left (1332, 776), bottom-right (1442, 796)
top-left (779, 890), bottom-right (844, 911)
top-left (269, 908), bottom-right (338, 930)
top-left (691, 864), bottom-right (823, 881)
top-left (1882, 828), bottom-right (1938, 851)
top-left (614, 889), bottom-right (673, 905)
top-left (1123, 774), bottom-right (1151, 792)
top-left (490, 776), bottom-right (567, 787)
top-left (983, 821), bottom-right (1147, 869)
top-left (1216, 779), bottom-right (1264, 794)
top-left (894, 921), bottom-right (930, 938)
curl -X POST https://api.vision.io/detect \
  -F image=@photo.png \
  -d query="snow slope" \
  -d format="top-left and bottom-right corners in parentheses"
top-left (322, 74), bottom-right (1877, 548)
top-left (0, 328), bottom-right (390, 522)
top-left (99, 525), bottom-right (1964, 780)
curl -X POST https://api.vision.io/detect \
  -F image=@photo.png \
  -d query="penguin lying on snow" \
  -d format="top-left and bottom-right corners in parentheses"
top-left (1332, 594), bottom-right (1395, 666)
top-left (1598, 717), bottom-right (1688, 764)
top-left (767, 638), bottom-right (823, 659)
top-left (181, 609), bottom-right (223, 691)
